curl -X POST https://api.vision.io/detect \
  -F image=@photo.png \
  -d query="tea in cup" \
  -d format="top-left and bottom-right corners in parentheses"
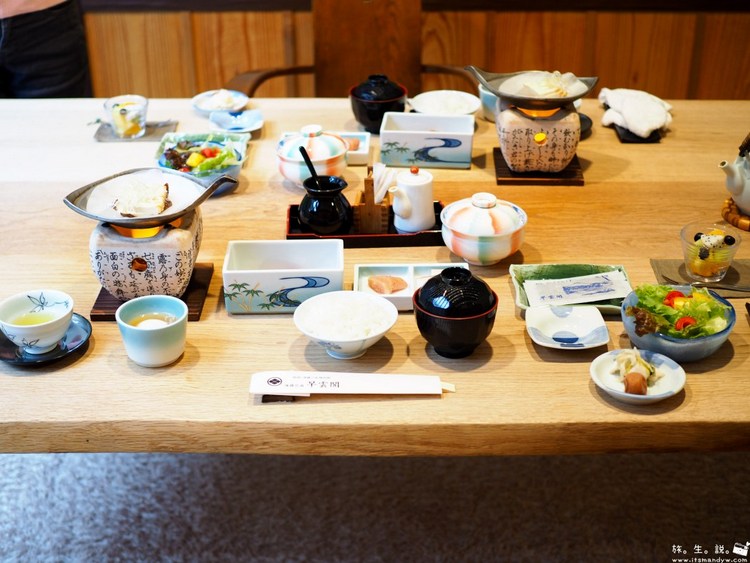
top-left (104, 94), bottom-right (148, 139)
top-left (115, 295), bottom-right (187, 367)
top-left (0, 289), bottom-right (74, 354)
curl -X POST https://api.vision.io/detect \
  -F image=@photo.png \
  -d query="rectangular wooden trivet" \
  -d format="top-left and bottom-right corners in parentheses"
top-left (494, 148), bottom-right (584, 186)
top-left (90, 262), bottom-right (214, 322)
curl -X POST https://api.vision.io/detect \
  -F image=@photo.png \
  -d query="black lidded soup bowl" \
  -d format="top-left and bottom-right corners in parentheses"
top-left (413, 267), bottom-right (497, 358)
top-left (350, 74), bottom-right (407, 134)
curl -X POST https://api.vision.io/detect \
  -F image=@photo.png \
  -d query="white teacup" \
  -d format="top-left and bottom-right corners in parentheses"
top-left (115, 295), bottom-right (188, 367)
top-left (0, 289), bottom-right (74, 354)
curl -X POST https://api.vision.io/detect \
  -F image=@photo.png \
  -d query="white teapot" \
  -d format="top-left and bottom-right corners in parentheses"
top-left (721, 146), bottom-right (750, 215)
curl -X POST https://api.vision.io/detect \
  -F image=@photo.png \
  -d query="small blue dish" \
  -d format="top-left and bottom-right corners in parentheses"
top-left (621, 285), bottom-right (736, 362)
top-left (209, 109), bottom-right (263, 133)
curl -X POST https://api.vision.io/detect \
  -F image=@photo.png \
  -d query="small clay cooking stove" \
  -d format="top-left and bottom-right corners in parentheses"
top-left (64, 168), bottom-right (237, 322)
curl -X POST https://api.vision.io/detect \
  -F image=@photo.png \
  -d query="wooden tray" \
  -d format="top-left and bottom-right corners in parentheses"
top-left (494, 148), bottom-right (584, 186)
top-left (287, 202), bottom-right (444, 248)
top-left (90, 262), bottom-right (213, 322)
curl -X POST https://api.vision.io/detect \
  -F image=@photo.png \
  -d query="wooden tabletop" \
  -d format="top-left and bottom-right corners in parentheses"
top-left (1, 97), bottom-right (749, 455)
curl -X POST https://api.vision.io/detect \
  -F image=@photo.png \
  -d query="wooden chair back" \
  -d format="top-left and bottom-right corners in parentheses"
top-left (312, 0), bottom-right (422, 97)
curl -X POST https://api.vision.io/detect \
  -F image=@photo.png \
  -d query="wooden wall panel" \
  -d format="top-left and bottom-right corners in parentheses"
top-left (691, 13), bottom-right (750, 99)
top-left (292, 11), bottom-right (314, 96)
top-left (84, 10), bottom-right (750, 100)
top-left (484, 12), bottom-right (590, 77)
top-left (591, 12), bottom-right (697, 99)
top-left (85, 12), bottom-right (195, 97)
top-left (192, 12), bottom-right (296, 97)
top-left (422, 12), bottom-right (489, 93)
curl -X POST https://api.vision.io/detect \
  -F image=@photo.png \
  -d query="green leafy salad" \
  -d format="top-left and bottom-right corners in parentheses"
top-left (626, 284), bottom-right (731, 339)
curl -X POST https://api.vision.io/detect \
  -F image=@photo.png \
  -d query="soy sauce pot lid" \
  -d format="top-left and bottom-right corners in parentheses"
top-left (350, 74), bottom-right (407, 101)
top-left (417, 267), bottom-right (496, 317)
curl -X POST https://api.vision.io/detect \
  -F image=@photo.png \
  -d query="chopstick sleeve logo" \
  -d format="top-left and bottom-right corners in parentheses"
top-left (267, 377), bottom-right (282, 386)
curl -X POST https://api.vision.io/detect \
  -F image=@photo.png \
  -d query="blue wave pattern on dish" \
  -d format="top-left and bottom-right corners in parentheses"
top-left (381, 137), bottom-right (466, 167)
top-left (224, 276), bottom-right (330, 313)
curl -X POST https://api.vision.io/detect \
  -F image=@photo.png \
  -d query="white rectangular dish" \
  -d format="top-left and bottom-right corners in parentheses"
top-left (354, 263), bottom-right (468, 310)
top-left (223, 239), bottom-right (344, 314)
top-left (378, 112), bottom-right (474, 169)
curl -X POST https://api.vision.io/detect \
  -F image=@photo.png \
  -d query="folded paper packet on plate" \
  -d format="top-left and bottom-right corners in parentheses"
top-left (598, 88), bottom-right (672, 139)
top-left (251, 371), bottom-right (455, 397)
top-left (523, 271), bottom-right (632, 307)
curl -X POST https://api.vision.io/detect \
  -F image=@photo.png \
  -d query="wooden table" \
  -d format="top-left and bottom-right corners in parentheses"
top-left (1, 98), bottom-right (748, 455)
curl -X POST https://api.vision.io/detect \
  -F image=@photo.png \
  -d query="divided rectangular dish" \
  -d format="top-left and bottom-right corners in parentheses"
top-left (354, 263), bottom-right (468, 310)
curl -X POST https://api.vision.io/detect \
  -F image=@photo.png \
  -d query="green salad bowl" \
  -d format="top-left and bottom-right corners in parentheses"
top-left (621, 285), bottom-right (736, 362)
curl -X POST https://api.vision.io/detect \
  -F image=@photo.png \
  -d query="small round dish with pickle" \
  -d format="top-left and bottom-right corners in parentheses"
top-left (590, 348), bottom-right (686, 405)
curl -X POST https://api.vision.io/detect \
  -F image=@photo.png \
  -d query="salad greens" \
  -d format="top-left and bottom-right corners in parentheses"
top-left (162, 136), bottom-right (239, 177)
top-left (626, 284), bottom-right (730, 339)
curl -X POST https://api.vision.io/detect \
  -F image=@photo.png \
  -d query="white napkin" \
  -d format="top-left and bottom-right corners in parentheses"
top-left (598, 88), bottom-right (673, 138)
top-left (372, 162), bottom-right (397, 204)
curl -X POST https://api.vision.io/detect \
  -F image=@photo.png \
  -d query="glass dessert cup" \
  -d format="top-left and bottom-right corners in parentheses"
top-left (680, 221), bottom-right (741, 283)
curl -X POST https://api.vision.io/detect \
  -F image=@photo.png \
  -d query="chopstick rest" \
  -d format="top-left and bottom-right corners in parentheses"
top-left (250, 371), bottom-right (455, 397)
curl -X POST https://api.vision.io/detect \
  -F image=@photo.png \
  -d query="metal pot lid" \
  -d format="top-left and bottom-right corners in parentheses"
top-left (64, 167), bottom-right (235, 229)
top-left (466, 66), bottom-right (598, 110)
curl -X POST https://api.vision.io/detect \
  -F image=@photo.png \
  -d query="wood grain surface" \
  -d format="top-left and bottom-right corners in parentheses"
top-left (0, 97), bottom-right (749, 455)
top-left (84, 10), bottom-right (750, 99)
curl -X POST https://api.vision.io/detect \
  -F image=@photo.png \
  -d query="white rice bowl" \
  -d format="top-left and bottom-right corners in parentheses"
top-left (293, 290), bottom-right (398, 359)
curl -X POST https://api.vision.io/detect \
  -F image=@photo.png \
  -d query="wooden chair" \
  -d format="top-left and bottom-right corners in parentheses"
top-left (225, 0), bottom-right (475, 98)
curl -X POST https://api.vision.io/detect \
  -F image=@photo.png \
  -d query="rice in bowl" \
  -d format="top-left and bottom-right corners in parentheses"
top-left (293, 291), bottom-right (398, 359)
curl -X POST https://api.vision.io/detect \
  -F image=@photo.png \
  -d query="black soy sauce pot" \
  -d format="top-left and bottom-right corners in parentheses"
top-left (298, 175), bottom-right (353, 235)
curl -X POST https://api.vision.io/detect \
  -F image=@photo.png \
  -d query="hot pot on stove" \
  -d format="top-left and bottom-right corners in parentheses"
top-left (64, 168), bottom-right (236, 300)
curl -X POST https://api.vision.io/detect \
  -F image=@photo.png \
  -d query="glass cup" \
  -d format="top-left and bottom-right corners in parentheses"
top-left (104, 94), bottom-right (148, 139)
top-left (680, 221), bottom-right (742, 282)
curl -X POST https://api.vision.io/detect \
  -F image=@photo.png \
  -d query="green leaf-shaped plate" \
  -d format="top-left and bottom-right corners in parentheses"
top-left (509, 264), bottom-right (631, 314)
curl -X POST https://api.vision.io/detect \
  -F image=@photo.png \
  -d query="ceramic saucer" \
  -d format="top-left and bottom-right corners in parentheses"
top-left (590, 349), bottom-right (686, 405)
top-left (0, 313), bottom-right (92, 366)
top-left (525, 305), bottom-right (609, 349)
top-left (209, 109), bottom-right (263, 133)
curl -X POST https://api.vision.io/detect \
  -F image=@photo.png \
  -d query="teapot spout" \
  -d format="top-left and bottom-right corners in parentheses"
top-left (720, 159), bottom-right (744, 195)
top-left (388, 186), bottom-right (412, 219)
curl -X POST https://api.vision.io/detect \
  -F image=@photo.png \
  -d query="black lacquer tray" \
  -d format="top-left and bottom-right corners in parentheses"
top-left (286, 202), bottom-right (444, 248)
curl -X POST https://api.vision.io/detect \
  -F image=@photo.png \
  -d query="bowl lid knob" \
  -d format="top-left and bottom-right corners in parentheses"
top-left (471, 192), bottom-right (497, 209)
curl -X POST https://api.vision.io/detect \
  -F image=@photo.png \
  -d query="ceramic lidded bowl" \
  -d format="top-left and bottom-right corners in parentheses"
top-left (413, 267), bottom-right (497, 358)
top-left (440, 193), bottom-right (527, 265)
top-left (0, 289), bottom-right (74, 354)
top-left (276, 124), bottom-right (348, 186)
top-left (350, 74), bottom-right (407, 134)
top-left (620, 285), bottom-right (736, 362)
top-left (294, 290), bottom-right (398, 359)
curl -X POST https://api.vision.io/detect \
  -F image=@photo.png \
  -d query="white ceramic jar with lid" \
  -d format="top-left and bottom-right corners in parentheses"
top-left (440, 193), bottom-right (527, 265)
top-left (276, 124), bottom-right (348, 186)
